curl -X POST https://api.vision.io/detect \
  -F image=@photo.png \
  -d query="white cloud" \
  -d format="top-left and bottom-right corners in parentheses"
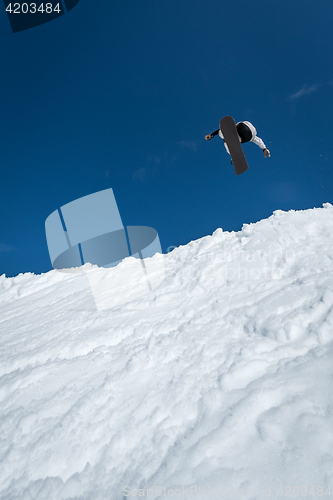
top-left (289, 83), bottom-right (321, 101)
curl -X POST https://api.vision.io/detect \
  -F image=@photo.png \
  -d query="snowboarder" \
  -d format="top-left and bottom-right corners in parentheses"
top-left (205, 120), bottom-right (270, 159)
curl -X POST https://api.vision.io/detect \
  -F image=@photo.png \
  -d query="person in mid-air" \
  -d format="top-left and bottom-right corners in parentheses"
top-left (205, 121), bottom-right (270, 159)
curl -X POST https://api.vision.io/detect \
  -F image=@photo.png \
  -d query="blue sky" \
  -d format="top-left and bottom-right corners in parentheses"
top-left (1, 0), bottom-right (333, 277)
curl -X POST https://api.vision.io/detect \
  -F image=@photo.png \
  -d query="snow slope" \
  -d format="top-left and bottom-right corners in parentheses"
top-left (1, 204), bottom-right (333, 500)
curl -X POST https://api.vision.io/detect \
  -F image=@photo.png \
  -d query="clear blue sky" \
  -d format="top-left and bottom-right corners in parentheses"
top-left (1, 0), bottom-right (333, 277)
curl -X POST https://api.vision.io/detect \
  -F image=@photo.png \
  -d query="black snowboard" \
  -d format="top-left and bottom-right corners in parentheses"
top-left (220, 116), bottom-right (249, 175)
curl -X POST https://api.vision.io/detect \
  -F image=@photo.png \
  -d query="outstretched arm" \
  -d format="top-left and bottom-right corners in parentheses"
top-left (252, 135), bottom-right (266, 149)
top-left (205, 129), bottom-right (220, 141)
top-left (252, 135), bottom-right (271, 157)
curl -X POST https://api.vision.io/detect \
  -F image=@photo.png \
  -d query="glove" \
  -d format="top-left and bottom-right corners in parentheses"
top-left (205, 134), bottom-right (213, 141)
top-left (263, 148), bottom-right (270, 158)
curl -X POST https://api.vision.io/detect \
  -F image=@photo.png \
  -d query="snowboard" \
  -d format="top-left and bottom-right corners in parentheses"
top-left (220, 116), bottom-right (249, 175)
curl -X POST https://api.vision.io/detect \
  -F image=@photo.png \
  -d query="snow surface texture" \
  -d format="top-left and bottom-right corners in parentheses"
top-left (1, 204), bottom-right (333, 500)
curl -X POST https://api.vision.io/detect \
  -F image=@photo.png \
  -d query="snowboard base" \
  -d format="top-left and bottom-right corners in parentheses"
top-left (220, 116), bottom-right (249, 175)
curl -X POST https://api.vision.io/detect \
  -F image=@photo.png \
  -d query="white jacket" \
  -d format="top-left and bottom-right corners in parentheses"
top-left (219, 121), bottom-right (266, 153)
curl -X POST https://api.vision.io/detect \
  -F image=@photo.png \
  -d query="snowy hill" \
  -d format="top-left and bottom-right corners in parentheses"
top-left (1, 204), bottom-right (333, 500)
